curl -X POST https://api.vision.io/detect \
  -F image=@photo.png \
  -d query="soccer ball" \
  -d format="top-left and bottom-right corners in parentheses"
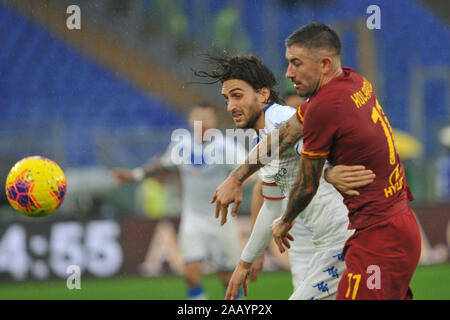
top-left (5, 156), bottom-right (67, 217)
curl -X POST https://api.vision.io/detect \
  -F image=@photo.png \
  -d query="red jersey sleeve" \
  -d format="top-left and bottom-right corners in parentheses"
top-left (296, 103), bottom-right (305, 124)
top-left (300, 97), bottom-right (342, 159)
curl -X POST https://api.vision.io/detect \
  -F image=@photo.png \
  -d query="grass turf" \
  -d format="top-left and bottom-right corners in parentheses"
top-left (0, 264), bottom-right (448, 300)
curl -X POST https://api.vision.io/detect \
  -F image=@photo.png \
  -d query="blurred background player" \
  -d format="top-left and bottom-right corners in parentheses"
top-left (282, 90), bottom-right (305, 109)
top-left (113, 102), bottom-right (247, 300)
top-left (196, 54), bottom-right (375, 299)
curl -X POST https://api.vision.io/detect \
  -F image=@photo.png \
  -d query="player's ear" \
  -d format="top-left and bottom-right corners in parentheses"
top-left (320, 56), bottom-right (333, 74)
top-left (258, 87), bottom-right (271, 104)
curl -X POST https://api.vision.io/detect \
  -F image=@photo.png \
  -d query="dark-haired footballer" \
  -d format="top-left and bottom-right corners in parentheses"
top-left (196, 54), bottom-right (374, 300)
top-left (212, 22), bottom-right (421, 300)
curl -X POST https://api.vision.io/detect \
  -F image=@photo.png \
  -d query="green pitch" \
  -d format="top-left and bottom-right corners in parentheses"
top-left (0, 264), bottom-right (448, 300)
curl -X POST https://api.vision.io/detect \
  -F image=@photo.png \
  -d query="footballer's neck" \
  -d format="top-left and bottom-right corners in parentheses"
top-left (253, 106), bottom-right (268, 134)
top-left (319, 64), bottom-right (343, 91)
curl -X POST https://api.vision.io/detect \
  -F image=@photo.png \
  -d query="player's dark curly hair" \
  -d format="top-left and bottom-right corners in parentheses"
top-left (285, 22), bottom-right (342, 56)
top-left (193, 53), bottom-right (282, 104)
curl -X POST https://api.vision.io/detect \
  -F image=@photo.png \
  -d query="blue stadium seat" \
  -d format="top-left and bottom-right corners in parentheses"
top-left (0, 3), bottom-right (187, 167)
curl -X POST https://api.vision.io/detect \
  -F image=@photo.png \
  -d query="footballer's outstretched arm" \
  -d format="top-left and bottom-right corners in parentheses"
top-left (248, 178), bottom-right (265, 281)
top-left (211, 114), bottom-right (303, 225)
top-left (225, 198), bottom-right (292, 300)
top-left (112, 160), bottom-right (174, 184)
top-left (250, 178), bottom-right (264, 228)
top-left (271, 157), bottom-right (325, 253)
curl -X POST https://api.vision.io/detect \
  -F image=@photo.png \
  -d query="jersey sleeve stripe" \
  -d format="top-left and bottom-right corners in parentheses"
top-left (262, 195), bottom-right (286, 200)
top-left (262, 182), bottom-right (278, 187)
top-left (301, 149), bottom-right (330, 158)
top-left (296, 106), bottom-right (304, 123)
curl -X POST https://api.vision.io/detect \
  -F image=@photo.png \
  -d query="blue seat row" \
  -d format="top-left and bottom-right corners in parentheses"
top-left (0, 3), bottom-right (187, 166)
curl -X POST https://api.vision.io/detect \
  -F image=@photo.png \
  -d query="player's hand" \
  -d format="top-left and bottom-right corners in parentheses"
top-left (225, 261), bottom-right (251, 300)
top-left (211, 174), bottom-right (243, 226)
top-left (249, 254), bottom-right (264, 282)
top-left (324, 165), bottom-right (375, 196)
top-left (271, 217), bottom-right (295, 254)
top-left (112, 168), bottom-right (135, 185)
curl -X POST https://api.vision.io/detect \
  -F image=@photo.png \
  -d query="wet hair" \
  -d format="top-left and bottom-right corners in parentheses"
top-left (193, 53), bottom-right (282, 104)
top-left (285, 22), bottom-right (342, 56)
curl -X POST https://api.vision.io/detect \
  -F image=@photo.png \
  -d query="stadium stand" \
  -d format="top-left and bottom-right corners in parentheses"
top-left (0, 0), bottom-right (448, 203)
top-left (0, 2), bottom-right (188, 168)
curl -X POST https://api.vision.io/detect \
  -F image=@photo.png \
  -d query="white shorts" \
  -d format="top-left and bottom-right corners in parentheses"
top-left (260, 187), bottom-right (317, 290)
top-left (290, 266), bottom-right (310, 292)
top-left (289, 246), bottom-right (347, 300)
top-left (178, 219), bottom-right (240, 271)
top-left (289, 219), bottom-right (316, 290)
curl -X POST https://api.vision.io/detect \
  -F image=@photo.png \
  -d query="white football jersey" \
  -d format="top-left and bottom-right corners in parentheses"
top-left (257, 103), bottom-right (301, 195)
top-left (160, 132), bottom-right (247, 233)
top-left (257, 103), bottom-right (352, 248)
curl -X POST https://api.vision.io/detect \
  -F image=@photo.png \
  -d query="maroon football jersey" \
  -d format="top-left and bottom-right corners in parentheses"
top-left (297, 67), bottom-right (413, 229)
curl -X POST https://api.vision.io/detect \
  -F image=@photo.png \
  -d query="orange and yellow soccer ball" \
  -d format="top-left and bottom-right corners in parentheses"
top-left (5, 156), bottom-right (67, 217)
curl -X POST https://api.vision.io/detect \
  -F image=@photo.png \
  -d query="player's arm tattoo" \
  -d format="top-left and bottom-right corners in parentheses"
top-left (277, 113), bottom-right (304, 155)
top-left (281, 157), bottom-right (326, 223)
top-left (231, 114), bottom-right (304, 183)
